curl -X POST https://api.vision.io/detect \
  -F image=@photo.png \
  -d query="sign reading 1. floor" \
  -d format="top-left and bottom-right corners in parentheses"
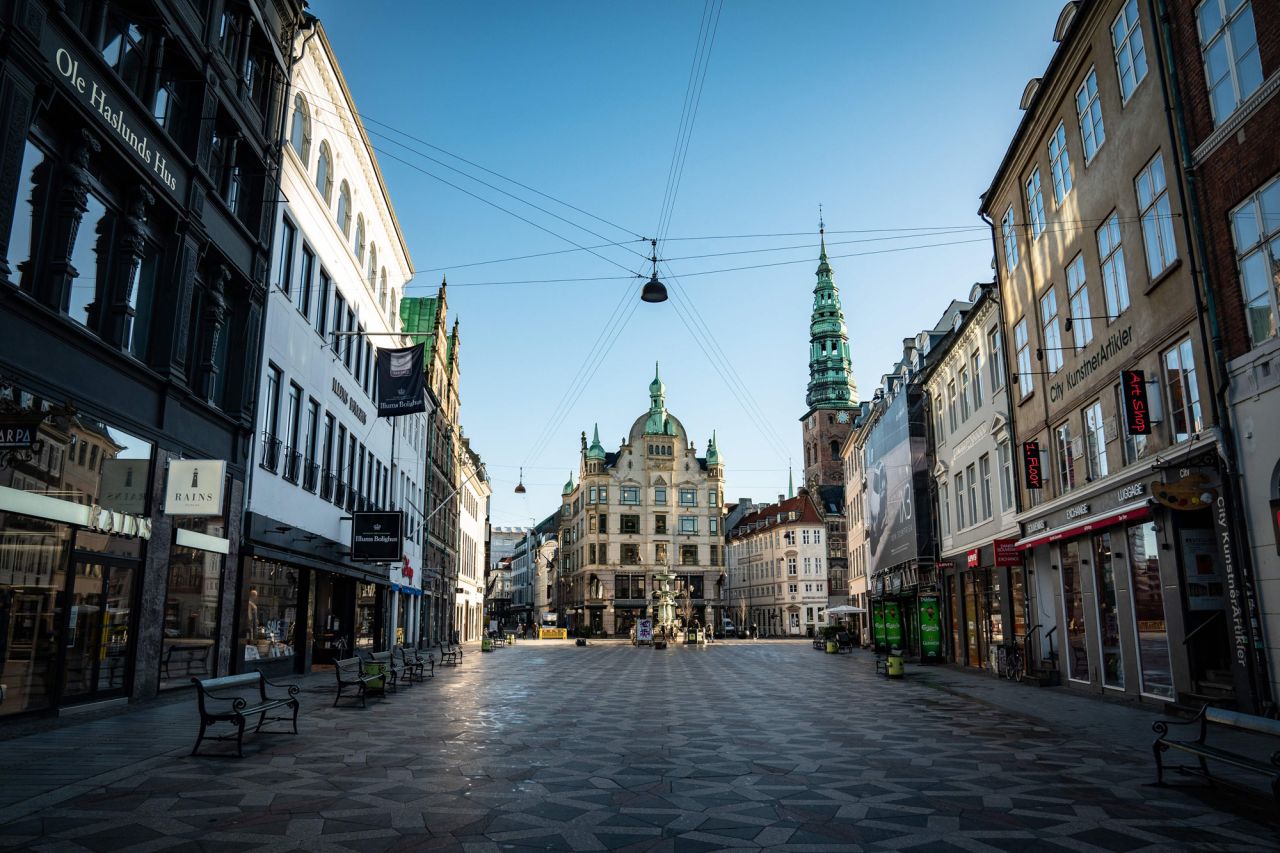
top-left (351, 511), bottom-right (404, 562)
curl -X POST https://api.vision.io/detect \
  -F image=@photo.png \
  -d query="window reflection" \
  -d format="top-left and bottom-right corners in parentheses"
top-left (1128, 522), bottom-right (1172, 698)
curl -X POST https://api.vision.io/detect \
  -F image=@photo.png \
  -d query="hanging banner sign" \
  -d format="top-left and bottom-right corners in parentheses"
top-left (918, 594), bottom-right (941, 660)
top-left (1022, 441), bottom-right (1043, 490)
top-left (1120, 370), bottom-right (1152, 435)
top-left (0, 416), bottom-right (42, 450)
top-left (966, 549), bottom-right (980, 569)
top-left (994, 538), bottom-right (1021, 567)
top-left (351, 510), bottom-right (404, 561)
top-left (375, 344), bottom-right (426, 418)
top-left (164, 460), bottom-right (226, 516)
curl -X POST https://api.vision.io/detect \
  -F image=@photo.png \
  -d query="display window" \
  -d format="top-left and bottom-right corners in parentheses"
top-left (241, 559), bottom-right (298, 664)
top-left (1128, 522), bottom-right (1173, 698)
top-left (159, 542), bottom-right (224, 688)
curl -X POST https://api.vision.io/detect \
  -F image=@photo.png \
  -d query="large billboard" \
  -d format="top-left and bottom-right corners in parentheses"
top-left (864, 388), bottom-right (929, 575)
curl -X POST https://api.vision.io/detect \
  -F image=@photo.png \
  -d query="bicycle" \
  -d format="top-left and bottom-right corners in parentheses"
top-left (1005, 644), bottom-right (1025, 682)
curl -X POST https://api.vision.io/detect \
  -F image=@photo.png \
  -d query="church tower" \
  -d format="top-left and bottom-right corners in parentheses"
top-left (800, 222), bottom-right (858, 489)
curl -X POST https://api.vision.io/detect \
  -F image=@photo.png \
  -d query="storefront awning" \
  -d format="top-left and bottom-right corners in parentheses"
top-left (1015, 501), bottom-right (1152, 551)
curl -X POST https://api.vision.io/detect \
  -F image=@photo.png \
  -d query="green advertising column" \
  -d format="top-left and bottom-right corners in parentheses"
top-left (872, 601), bottom-right (886, 651)
top-left (919, 594), bottom-right (941, 661)
top-left (883, 601), bottom-right (902, 650)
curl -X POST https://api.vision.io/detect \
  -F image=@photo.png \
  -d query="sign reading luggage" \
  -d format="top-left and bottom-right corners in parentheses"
top-left (375, 344), bottom-right (426, 418)
top-left (351, 511), bottom-right (404, 561)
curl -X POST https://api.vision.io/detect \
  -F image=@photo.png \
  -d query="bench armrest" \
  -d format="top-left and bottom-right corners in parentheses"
top-left (1152, 714), bottom-right (1204, 738)
top-left (262, 678), bottom-right (301, 700)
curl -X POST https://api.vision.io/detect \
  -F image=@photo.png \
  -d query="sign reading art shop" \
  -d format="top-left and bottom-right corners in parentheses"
top-left (164, 460), bottom-right (226, 516)
top-left (351, 511), bottom-right (404, 562)
top-left (1120, 370), bottom-right (1152, 435)
top-left (44, 36), bottom-right (185, 196)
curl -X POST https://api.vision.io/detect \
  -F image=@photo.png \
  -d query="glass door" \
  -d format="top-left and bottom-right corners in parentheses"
top-left (1093, 533), bottom-right (1124, 690)
top-left (61, 556), bottom-right (137, 701)
top-left (1060, 540), bottom-right (1090, 683)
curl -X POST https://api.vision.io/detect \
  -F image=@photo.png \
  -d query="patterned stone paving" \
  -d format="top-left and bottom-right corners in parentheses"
top-left (0, 641), bottom-right (1277, 852)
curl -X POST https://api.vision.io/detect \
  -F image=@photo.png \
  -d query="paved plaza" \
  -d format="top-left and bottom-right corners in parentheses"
top-left (0, 641), bottom-right (1277, 852)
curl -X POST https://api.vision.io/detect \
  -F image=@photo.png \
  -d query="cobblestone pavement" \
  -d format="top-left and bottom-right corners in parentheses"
top-left (1, 641), bottom-right (1277, 852)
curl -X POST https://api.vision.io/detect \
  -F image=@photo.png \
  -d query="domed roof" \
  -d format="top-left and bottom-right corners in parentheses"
top-left (562, 471), bottom-right (575, 495)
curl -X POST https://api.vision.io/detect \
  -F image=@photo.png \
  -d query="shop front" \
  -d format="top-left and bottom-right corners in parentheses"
top-left (870, 563), bottom-right (937, 659)
top-left (940, 541), bottom-right (1027, 673)
top-left (1016, 454), bottom-right (1254, 708)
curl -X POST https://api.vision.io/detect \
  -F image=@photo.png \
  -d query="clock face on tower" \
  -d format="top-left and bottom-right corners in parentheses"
top-left (837, 411), bottom-right (850, 423)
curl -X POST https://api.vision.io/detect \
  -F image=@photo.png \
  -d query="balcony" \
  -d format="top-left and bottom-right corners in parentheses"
top-left (259, 434), bottom-right (282, 473)
top-left (332, 478), bottom-right (346, 508)
top-left (302, 461), bottom-right (319, 493)
top-left (281, 448), bottom-right (302, 483)
top-left (320, 471), bottom-right (335, 502)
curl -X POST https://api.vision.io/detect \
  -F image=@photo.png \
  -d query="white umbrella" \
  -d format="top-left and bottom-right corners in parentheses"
top-left (826, 605), bottom-right (867, 615)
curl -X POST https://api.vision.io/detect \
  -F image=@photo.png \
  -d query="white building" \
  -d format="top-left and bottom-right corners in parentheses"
top-left (841, 401), bottom-right (872, 645)
top-left (726, 490), bottom-right (830, 637)
top-left (456, 437), bottom-right (490, 642)
top-left (241, 23), bottom-right (428, 676)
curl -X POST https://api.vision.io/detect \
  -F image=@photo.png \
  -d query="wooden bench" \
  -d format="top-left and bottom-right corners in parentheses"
top-left (438, 641), bottom-right (461, 667)
top-left (333, 656), bottom-right (381, 707)
top-left (370, 650), bottom-right (408, 692)
top-left (191, 672), bottom-right (299, 757)
top-left (162, 644), bottom-right (211, 679)
top-left (1152, 705), bottom-right (1280, 803)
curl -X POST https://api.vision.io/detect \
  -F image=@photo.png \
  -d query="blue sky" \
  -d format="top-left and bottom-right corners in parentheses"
top-left (309, 1), bottom-right (1064, 527)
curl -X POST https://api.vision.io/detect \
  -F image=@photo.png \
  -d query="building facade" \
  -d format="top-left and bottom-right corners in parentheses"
top-left (922, 285), bottom-right (1025, 675)
top-left (455, 437), bottom-right (488, 643)
top-left (842, 401), bottom-right (873, 645)
top-left (1156, 0), bottom-right (1278, 710)
top-left (241, 21), bottom-right (426, 679)
top-left (557, 367), bottom-right (726, 636)
top-left (0, 0), bottom-right (302, 717)
top-left (981, 0), bottom-right (1265, 710)
top-left (726, 491), bottom-right (831, 637)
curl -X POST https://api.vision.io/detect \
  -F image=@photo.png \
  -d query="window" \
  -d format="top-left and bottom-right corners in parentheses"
top-left (679, 489), bottom-right (697, 506)
top-left (263, 365), bottom-right (282, 445)
top-left (588, 486), bottom-right (597, 504)
top-left (960, 368), bottom-right (971, 421)
top-left (1197, 0), bottom-right (1263, 125)
top-left (679, 516), bottom-right (698, 534)
top-left (1229, 175), bottom-right (1280, 346)
top-left (621, 515), bottom-right (640, 534)
top-left (998, 440), bottom-right (1014, 511)
top-left (621, 486), bottom-right (640, 505)
top-left (1076, 67), bottom-right (1106, 163)
top-left (947, 380), bottom-right (958, 430)
top-left (789, 584), bottom-right (798, 594)
top-left (1055, 421), bottom-right (1078, 492)
top-left (1163, 338), bottom-right (1203, 442)
top-left (1112, 0), bottom-right (1148, 102)
top-left (988, 328), bottom-right (1005, 389)
top-left (102, 15), bottom-right (146, 93)
top-left (1025, 168), bottom-right (1046, 240)
top-left (1066, 254), bottom-right (1093, 349)
top-left (934, 394), bottom-right (945, 442)
top-left (814, 528), bottom-right (821, 544)
top-left (332, 294), bottom-right (346, 353)
top-left (971, 350), bottom-right (983, 409)
top-left (597, 514), bottom-right (607, 533)
top-left (299, 245), bottom-right (315, 319)
top-left (290, 94), bottom-right (311, 163)
top-left (1040, 288), bottom-right (1064, 372)
top-left (1136, 154), bottom-right (1178, 278)
top-left (277, 218), bottom-right (296, 298)
top-left (1097, 213), bottom-right (1131, 320)
top-left (379, 270), bottom-right (388, 310)
top-left (354, 215), bottom-right (365, 263)
top-left (979, 454), bottom-right (993, 520)
top-left (599, 485), bottom-right (608, 503)
top-left (654, 486), bottom-right (667, 504)
top-left (284, 382), bottom-right (302, 481)
top-left (1015, 319), bottom-right (1033, 397)
top-left (1083, 400), bottom-right (1108, 480)
top-left (787, 557), bottom-right (797, 575)
top-left (337, 181), bottom-right (352, 237)
top-left (1001, 205), bottom-right (1018, 270)
top-left (315, 142), bottom-right (333, 203)
top-left (955, 473), bottom-right (966, 529)
top-left (710, 518), bottom-right (718, 534)
top-left (680, 545), bottom-right (698, 565)
top-left (321, 413), bottom-right (335, 497)
top-left (709, 490), bottom-right (719, 507)
top-left (368, 245), bottom-right (378, 290)
top-left (316, 268), bottom-right (331, 337)
top-left (940, 482), bottom-right (951, 536)
top-left (303, 399), bottom-right (319, 491)
top-left (966, 463), bottom-right (978, 525)
top-left (1048, 121), bottom-right (1073, 204)
top-left (621, 544), bottom-right (640, 565)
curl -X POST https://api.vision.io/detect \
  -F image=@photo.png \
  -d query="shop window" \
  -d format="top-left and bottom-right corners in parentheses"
top-left (1127, 522), bottom-right (1173, 698)
top-left (1060, 540), bottom-right (1090, 682)
top-left (160, 543), bottom-right (224, 689)
top-left (1093, 532), bottom-right (1124, 689)
top-left (67, 193), bottom-right (111, 329)
top-left (355, 582), bottom-right (377, 650)
top-left (241, 560), bottom-right (298, 665)
top-left (5, 139), bottom-right (47, 288)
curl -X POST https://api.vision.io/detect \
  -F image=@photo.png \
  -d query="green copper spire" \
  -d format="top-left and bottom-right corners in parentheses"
top-left (587, 423), bottom-right (606, 460)
top-left (562, 470), bottom-right (576, 496)
top-left (706, 430), bottom-right (721, 465)
top-left (805, 221), bottom-right (858, 412)
top-left (788, 468), bottom-right (794, 499)
top-left (644, 362), bottom-right (673, 435)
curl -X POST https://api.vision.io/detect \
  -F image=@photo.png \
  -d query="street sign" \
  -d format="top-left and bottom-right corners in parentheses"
top-left (351, 511), bottom-right (404, 561)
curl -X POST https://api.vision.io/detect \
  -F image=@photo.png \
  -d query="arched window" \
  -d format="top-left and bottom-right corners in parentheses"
top-left (829, 440), bottom-right (839, 460)
top-left (354, 215), bottom-right (365, 262)
top-left (336, 181), bottom-right (351, 236)
top-left (389, 289), bottom-right (398, 328)
top-left (367, 244), bottom-right (377, 289)
top-left (315, 142), bottom-right (333, 203)
top-left (289, 94), bottom-right (311, 164)
top-left (379, 269), bottom-right (388, 309)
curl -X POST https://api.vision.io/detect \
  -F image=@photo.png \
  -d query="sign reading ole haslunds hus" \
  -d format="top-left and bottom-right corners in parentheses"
top-left (375, 345), bottom-right (426, 418)
top-left (351, 511), bottom-right (404, 561)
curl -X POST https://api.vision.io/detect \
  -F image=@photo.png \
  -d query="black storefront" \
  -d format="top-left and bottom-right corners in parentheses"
top-left (0, 0), bottom-right (302, 717)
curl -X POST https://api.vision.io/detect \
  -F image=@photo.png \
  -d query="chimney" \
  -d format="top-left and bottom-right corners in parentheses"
top-left (778, 494), bottom-right (785, 504)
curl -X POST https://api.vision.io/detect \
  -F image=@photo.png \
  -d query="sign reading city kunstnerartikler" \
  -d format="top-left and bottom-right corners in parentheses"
top-left (351, 511), bottom-right (404, 562)
top-left (375, 344), bottom-right (426, 418)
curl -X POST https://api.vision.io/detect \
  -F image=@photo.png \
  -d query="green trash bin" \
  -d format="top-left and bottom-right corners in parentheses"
top-left (826, 640), bottom-right (838, 654)
top-left (482, 636), bottom-right (493, 652)
top-left (365, 661), bottom-right (386, 692)
top-left (506, 633), bottom-right (516, 646)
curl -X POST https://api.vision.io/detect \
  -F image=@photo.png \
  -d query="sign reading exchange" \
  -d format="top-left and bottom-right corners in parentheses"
top-left (47, 38), bottom-right (184, 196)
top-left (351, 510), bottom-right (404, 562)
